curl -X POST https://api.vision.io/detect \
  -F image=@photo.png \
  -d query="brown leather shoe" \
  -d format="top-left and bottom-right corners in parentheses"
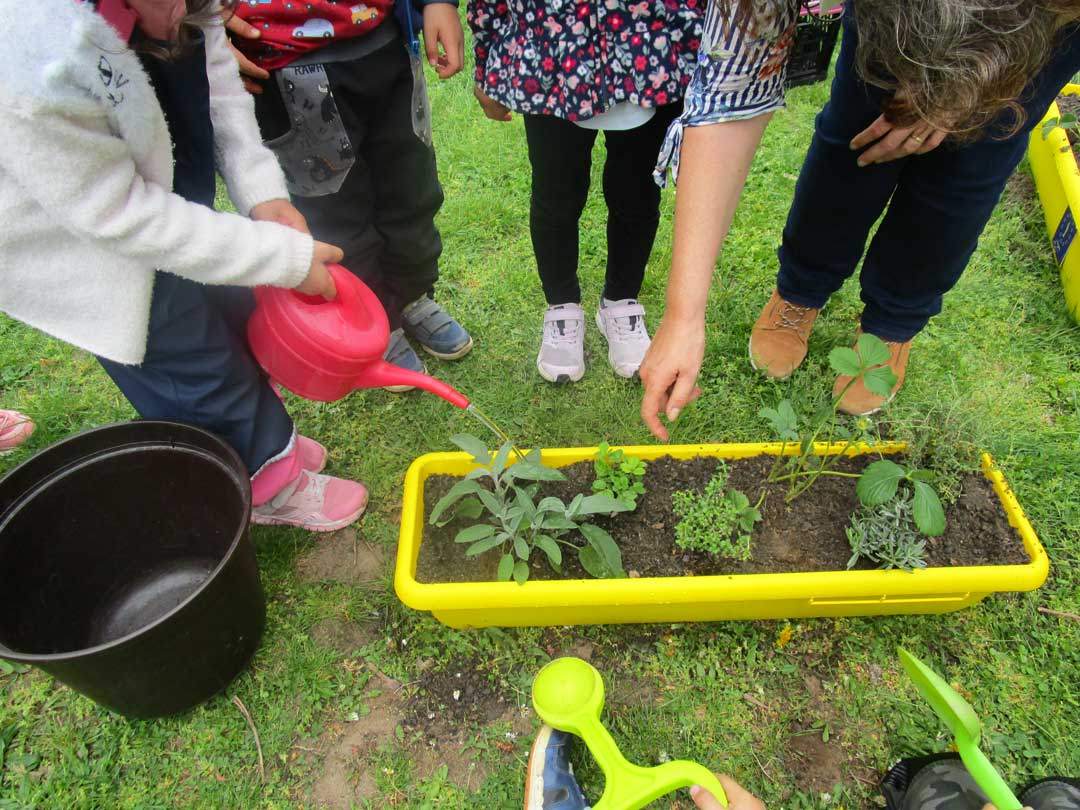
top-left (834, 330), bottom-right (911, 416)
top-left (749, 290), bottom-right (821, 379)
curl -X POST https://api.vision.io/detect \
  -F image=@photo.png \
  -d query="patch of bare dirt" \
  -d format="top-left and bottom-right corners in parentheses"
top-left (306, 677), bottom-right (403, 809)
top-left (296, 528), bottom-right (386, 585)
top-left (300, 658), bottom-right (535, 808)
top-left (310, 617), bottom-right (378, 656)
top-left (780, 673), bottom-right (879, 797)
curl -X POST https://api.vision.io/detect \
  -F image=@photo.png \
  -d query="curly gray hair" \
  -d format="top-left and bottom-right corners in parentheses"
top-left (714, 0), bottom-right (1079, 138)
top-left (853, 0), bottom-right (1080, 138)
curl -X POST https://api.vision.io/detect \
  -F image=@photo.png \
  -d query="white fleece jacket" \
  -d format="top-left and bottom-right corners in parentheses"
top-left (0, 1), bottom-right (315, 365)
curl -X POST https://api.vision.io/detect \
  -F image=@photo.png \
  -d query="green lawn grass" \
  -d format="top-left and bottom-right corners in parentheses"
top-left (2, 40), bottom-right (1079, 810)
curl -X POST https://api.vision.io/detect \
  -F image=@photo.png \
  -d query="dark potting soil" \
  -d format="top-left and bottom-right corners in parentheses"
top-left (414, 455), bottom-right (1029, 584)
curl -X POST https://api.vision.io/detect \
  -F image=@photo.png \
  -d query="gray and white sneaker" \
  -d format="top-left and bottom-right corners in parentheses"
top-left (595, 297), bottom-right (650, 378)
top-left (537, 303), bottom-right (586, 383)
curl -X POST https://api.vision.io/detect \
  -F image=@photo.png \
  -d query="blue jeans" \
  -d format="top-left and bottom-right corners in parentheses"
top-left (98, 33), bottom-right (293, 476)
top-left (776, 12), bottom-right (1080, 341)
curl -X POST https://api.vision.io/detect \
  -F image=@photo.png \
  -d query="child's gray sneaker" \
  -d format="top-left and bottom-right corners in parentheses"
top-left (595, 297), bottom-right (650, 378)
top-left (538, 304), bottom-right (585, 383)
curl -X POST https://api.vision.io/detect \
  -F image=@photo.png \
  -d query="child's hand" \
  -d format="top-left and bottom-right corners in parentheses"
top-left (251, 199), bottom-right (310, 234)
top-left (473, 87), bottom-right (512, 122)
top-left (691, 775), bottom-right (765, 810)
top-left (296, 241), bottom-right (344, 300)
top-left (422, 4), bottom-right (464, 79)
top-left (224, 13), bottom-right (270, 94)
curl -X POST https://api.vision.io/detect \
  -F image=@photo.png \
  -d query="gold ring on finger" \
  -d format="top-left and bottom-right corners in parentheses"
top-left (909, 134), bottom-right (924, 143)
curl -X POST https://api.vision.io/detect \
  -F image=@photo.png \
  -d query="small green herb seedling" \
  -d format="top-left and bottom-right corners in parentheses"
top-left (671, 462), bottom-right (761, 560)
top-left (758, 333), bottom-right (946, 537)
top-left (429, 435), bottom-right (631, 584)
top-left (846, 491), bottom-right (928, 572)
top-left (1042, 113), bottom-right (1079, 147)
top-left (592, 442), bottom-right (647, 510)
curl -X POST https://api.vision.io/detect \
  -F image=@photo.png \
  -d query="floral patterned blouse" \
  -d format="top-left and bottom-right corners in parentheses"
top-left (654, 0), bottom-right (802, 186)
top-left (467, 0), bottom-right (704, 122)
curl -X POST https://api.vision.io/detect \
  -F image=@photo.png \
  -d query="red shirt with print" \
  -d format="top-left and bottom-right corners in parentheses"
top-left (233, 0), bottom-right (394, 70)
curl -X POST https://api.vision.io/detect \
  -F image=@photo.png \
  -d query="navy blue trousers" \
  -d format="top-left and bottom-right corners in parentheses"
top-left (98, 34), bottom-right (293, 475)
top-left (776, 12), bottom-right (1080, 341)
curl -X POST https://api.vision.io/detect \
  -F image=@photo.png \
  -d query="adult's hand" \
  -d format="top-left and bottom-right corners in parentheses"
top-left (224, 12), bottom-right (270, 94)
top-left (250, 199), bottom-right (310, 234)
top-left (295, 241), bottom-right (343, 300)
top-left (423, 3), bottom-right (465, 79)
top-left (473, 86), bottom-right (513, 122)
top-left (850, 114), bottom-right (946, 166)
top-left (691, 775), bottom-right (766, 809)
top-left (638, 313), bottom-right (705, 442)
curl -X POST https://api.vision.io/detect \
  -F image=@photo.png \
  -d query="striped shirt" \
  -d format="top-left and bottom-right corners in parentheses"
top-left (655, 0), bottom-right (800, 186)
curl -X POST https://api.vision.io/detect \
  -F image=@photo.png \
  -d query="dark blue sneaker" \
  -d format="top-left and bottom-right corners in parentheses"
top-left (382, 328), bottom-right (425, 393)
top-left (402, 296), bottom-right (474, 360)
top-left (525, 726), bottom-right (590, 810)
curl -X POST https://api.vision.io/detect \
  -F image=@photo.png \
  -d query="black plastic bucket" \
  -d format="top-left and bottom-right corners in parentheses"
top-left (0, 421), bottom-right (265, 718)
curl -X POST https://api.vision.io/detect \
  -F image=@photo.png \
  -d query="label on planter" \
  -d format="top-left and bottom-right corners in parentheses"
top-left (1053, 207), bottom-right (1077, 265)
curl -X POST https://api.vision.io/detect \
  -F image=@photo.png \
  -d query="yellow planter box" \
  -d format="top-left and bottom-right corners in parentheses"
top-left (393, 443), bottom-right (1048, 628)
top-left (1028, 83), bottom-right (1080, 322)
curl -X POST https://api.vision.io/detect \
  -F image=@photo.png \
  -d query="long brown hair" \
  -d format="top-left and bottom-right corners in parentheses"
top-left (135, 0), bottom-right (237, 59)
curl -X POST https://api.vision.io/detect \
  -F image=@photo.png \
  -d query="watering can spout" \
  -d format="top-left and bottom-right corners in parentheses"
top-left (247, 265), bottom-right (471, 409)
top-left (355, 362), bottom-right (470, 410)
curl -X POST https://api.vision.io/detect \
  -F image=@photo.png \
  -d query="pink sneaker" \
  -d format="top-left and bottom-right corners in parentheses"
top-left (0, 410), bottom-right (34, 454)
top-left (251, 470), bottom-right (368, 532)
top-left (298, 435), bottom-right (328, 474)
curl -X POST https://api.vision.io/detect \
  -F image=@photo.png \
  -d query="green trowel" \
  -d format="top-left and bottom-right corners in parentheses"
top-left (531, 657), bottom-right (728, 809)
top-left (898, 647), bottom-right (1022, 810)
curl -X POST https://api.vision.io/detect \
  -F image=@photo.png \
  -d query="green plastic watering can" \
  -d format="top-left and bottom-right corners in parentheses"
top-left (531, 657), bottom-right (728, 809)
top-left (898, 648), bottom-right (1022, 810)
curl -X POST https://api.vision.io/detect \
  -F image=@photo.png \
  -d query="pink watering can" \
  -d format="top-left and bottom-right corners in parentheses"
top-left (248, 264), bottom-right (470, 409)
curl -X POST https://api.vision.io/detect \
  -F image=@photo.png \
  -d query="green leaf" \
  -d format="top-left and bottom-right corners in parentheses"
top-left (513, 487), bottom-right (538, 521)
top-left (567, 494), bottom-right (584, 519)
top-left (856, 333), bottom-right (891, 368)
top-left (477, 490), bottom-right (504, 516)
top-left (1043, 116), bottom-right (1061, 139)
top-left (576, 494), bottom-right (633, 516)
top-left (863, 366), bottom-right (898, 398)
top-left (455, 524), bottom-right (496, 544)
top-left (452, 434), bottom-right (491, 465)
top-left (912, 481), bottom-right (946, 537)
top-left (513, 534), bottom-right (531, 560)
top-left (534, 535), bottom-right (562, 569)
top-left (496, 554), bottom-right (515, 581)
top-left (433, 497), bottom-right (484, 527)
top-left (578, 523), bottom-right (625, 577)
top-left (856, 459), bottom-right (905, 506)
top-left (465, 467), bottom-right (490, 481)
top-left (828, 347), bottom-right (862, 377)
top-left (508, 463), bottom-right (566, 482)
top-left (466, 536), bottom-right (506, 556)
top-left (577, 545), bottom-right (607, 578)
top-left (512, 560), bottom-right (530, 585)
top-left (910, 469), bottom-right (935, 483)
top-left (759, 400), bottom-right (799, 439)
top-left (541, 514), bottom-right (578, 532)
top-left (490, 442), bottom-right (512, 479)
top-left (429, 479), bottom-right (484, 524)
top-left (536, 497), bottom-right (567, 514)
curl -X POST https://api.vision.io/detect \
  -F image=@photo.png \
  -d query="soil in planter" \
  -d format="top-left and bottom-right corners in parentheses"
top-left (415, 455), bottom-right (1029, 584)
